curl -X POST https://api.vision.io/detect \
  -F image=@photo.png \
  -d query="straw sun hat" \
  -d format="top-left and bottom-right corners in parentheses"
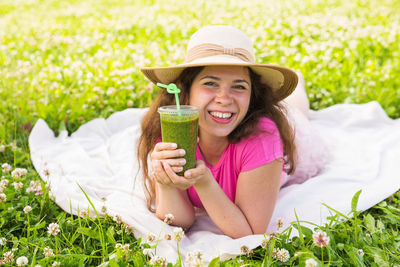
top-left (141, 25), bottom-right (298, 101)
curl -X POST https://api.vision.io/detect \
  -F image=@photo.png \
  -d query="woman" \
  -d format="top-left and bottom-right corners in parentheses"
top-left (138, 25), bottom-right (311, 238)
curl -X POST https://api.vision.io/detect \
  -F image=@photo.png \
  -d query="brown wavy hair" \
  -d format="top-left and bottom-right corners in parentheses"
top-left (137, 66), bottom-right (296, 211)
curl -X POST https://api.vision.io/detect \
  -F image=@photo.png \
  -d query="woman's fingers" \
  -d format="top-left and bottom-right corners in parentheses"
top-left (162, 161), bottom-right (193, 189)
top-left (151, 146), bottom-right (185, 160)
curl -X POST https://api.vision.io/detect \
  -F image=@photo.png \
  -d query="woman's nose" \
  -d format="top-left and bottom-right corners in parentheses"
top-left (215, 87), bottom-right (232, 105)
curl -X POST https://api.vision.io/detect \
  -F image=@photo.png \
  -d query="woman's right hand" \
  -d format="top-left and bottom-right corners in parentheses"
top-left (150, 142), bottom-right (186, 179)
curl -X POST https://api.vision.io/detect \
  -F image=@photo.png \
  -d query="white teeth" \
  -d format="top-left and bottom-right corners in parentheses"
top-left (210, 111), bottom-right (232, 119)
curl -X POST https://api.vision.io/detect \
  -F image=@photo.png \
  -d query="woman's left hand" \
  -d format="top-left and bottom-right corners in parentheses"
top-left (183, 160), bottom-right (213, 188)
top-left (157, 160), bottom-right (212, 190)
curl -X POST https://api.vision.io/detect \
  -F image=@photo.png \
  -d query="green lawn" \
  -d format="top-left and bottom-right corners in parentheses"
top-left (1, 0), bottom-right (399, 266)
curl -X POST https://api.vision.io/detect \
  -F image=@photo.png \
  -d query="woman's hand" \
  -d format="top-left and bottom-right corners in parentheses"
top-left (150, 142), bottom-right (186, 173)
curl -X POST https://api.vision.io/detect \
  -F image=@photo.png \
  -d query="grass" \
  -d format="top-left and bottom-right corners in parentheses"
top-left (1, 0), bottom-right (400, 265)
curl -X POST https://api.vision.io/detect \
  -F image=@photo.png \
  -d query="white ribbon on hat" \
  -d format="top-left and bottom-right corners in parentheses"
top-left (185, 43), bottom-right (255, 63)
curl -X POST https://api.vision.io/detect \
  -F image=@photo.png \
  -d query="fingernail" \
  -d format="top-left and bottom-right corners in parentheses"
top-left (185, 171), bottom-right (191, 177)
top-left (180, 149), bottom-right (185, 156)
top-left (180, 159), bottom-right (186, 165)
top-left (171, 143), bottom-right (177, 148)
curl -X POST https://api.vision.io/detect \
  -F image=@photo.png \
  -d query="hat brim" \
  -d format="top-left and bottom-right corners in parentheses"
top-left (141, 57), bottom-right (298, 101)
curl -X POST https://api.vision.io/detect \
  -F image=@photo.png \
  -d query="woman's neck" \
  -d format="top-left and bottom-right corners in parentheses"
top-left (198, 132), bottom-right (229, 167)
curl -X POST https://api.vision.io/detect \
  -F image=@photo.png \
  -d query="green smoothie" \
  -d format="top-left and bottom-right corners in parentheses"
top-left (158, 105), bottom-right (199, 176)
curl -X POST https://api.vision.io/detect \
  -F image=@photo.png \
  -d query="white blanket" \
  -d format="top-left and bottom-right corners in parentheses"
top-left (28, 101), bottom-right (400, 264)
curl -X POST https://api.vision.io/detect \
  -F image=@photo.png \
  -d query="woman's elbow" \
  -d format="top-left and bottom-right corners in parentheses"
top-left (155, 210), bottom-right (195, 230)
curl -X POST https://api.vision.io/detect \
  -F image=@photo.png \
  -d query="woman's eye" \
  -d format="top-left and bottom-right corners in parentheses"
top-left (204, 81), bottom-right (217, 86)
top-left (233, 85), bottom-right (247, 90)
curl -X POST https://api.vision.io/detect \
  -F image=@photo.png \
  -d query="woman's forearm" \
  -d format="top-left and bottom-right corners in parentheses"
top-left (155, 183), bottom-right (195, 229)
top-left (194, 179), bottom-right (253, 238)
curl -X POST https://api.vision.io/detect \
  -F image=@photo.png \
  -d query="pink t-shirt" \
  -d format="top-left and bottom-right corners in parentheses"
top-left (187, 117), bottom-right (284, 209)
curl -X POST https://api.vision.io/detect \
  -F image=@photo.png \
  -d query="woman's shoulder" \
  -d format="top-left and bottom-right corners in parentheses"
top-left (256, 117), bottom-right (279, 134)
top-left (235, 117), bottom-right (281, 148)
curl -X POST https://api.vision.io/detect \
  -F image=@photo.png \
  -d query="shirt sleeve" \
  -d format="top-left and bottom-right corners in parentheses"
top-left (238, 117), bottom-right (284, 173)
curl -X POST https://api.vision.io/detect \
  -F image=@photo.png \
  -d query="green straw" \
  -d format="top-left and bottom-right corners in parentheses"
top-left (157, 83), bottom-right (181, 111)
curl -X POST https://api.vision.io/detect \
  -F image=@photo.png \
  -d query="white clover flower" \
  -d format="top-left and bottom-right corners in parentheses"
top-left (149, 255), bottom-right (167, 266)
top-left (1, 163), bottom-right (11, 173)
top-left (16, 256), bottom-right (29, 266)
top-left (357, 249), bottom-right (364, 257)
top-left (0, 179), bottom-right (9, 187)
top-left (0, 193), bottom-right (6, 203)
top-left (163, 213), bottom-right (174, 225)
top-left (127, 100), bottom-right (133, 107)
top-left (305, 258), bottom-right (318, 267)
top-left (23, 205), bottom-right (32, 214)
top-left (11, 168), bottom-right (27, 178)
top-left (313, 230), bottom-right (330, 247)
top-left (122, 244), bottom-right (130, 253)
top-left (186, 250), bottom-right (204, 267)
top-left (142, 248), bottom-right (154, 257)
top-left (0, 145), bottom-right (5, 152)
top-left (240, 245), bottom-right (250, 255)
top-left (43, 247), bottom-right (54, 258)
top-left (0, 237), bottom-right (6, 246)
top-left (3, 251), bottom-right (14, 263)
top-left (115, 243), bottom-right (122, 249)
top-left (80, 210), bottom-right (88, 217)
top-left (276, 218), bottom-right (284, 229)
top-left (164, 234), bottom-right (171, 240)
top-left (13, 182), bottom-right (23, 190)
top-left (12, 247), bottom-right (18, 251)
top-left (146, 232), bottom-right (156, 243)
top-left (113, 214), bottom-right (122, 225)
top-left (52, 261), bottom-right (60, 267)
top-left (47, 223), bottom-right (60, 236)
top-left (261, 236), bottom-right (270, 248)
top-left (173, 227), bottom-right (184, 242)
top-left (276, 248), bottom-right (290, 262)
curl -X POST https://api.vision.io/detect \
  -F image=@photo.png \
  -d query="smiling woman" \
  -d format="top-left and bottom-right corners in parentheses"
top-left (137, 25), bottom-right (307, 238)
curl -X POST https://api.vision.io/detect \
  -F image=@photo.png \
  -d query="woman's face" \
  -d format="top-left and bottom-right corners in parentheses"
top-left (189, 66), bottom-right (251, 141)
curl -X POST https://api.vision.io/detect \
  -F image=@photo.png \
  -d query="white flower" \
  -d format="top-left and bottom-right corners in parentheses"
top-left (313, 230), bottom-right (330, 247)
top-left (305, 258), bottom-right (318, 267)
top-left (12, 247), bottom-right (18, 251)
top-left (173, 227), bottom-right (184, 242)
top-left (115, 243), bottom-right (122, 249)
top-left (13, 182), bottom-right (23, 190)
top-left (142, 248), bottom-right (154, 256)
top-left (122, 244), bottom-right (130, 253)
top-left (113, 214), bottom-right (122, 225)
top-left (3, 251), bottom-right (14, 263)
top-left (43, 247), bottom-right (54, 258)
top-left (1, 163), bottom-right (11, 173)
top-left (0, 178), bottom-right (9, 187)
top-left (80, 210), bottom-right (88, 217)
top-left (357, 249), bottom-right (364, 256)
top-left (240, 245), bottom-right (250, 255)
top-left (52, 261), bottom-right (60, 267)
top-left (272, 248), bottom-right (290, 262)
top-left (23, 205), bottom-right (32, 214)
top-left (0, 193), bottom-right (6, 203)
top-left (186, 250), bottom-right (204, 267)
top-left (276, 218), bottom-right (284, 229)
top-left (146, 232), bottom-right (156, 243)
top-left (261, 235), bottom-right (270, 248)
top-left (47, 223), bottom-right (60, 236)
top-left (0, 145), bottom-right (5, 152)
top-left (149, 255), bottom-right (166, 266)
top-left (0, 237), bottom-right (6, 246)
top-left (11, 168), bottom-right (28, 178)
top-left (16, 256), bottom-right (29, 266)
top-left (163, 213), bottom-right (174, 225)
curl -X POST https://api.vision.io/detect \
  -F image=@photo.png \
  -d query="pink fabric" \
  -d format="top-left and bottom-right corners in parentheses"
top-left (187, 117), bottom-right (284, 209)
